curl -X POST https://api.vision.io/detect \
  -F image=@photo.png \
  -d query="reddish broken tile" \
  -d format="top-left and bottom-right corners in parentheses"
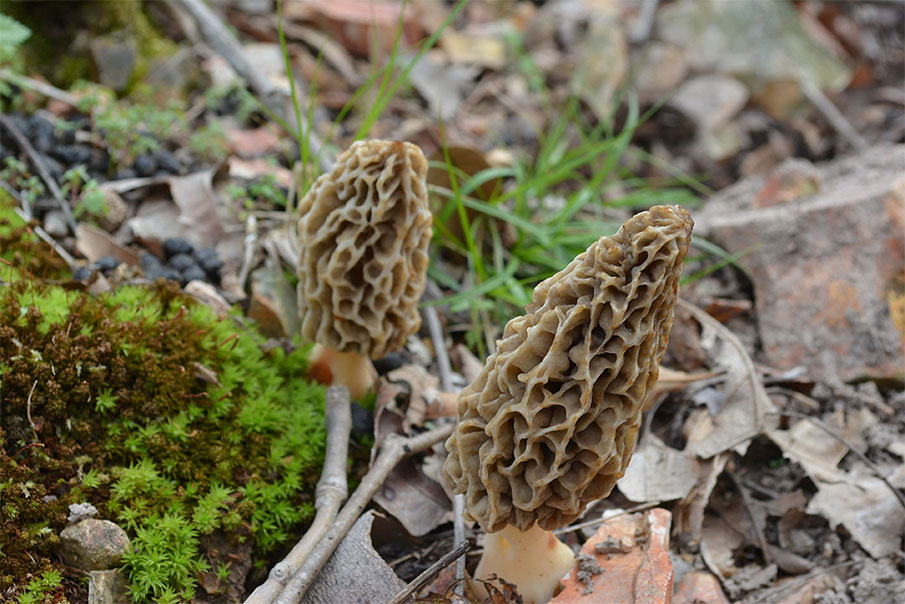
top-left (674, 571), bottom-right (730, 604)
top-left (551, 508), bottom-right (674, 604)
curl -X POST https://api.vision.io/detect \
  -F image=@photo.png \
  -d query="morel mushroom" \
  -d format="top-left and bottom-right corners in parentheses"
top-left (297, 140), bottom-right (432, 398)
top-left (444, 205), bottom-right (693, 602)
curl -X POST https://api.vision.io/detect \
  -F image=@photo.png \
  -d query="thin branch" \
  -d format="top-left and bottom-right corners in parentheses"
top-left (274, 423), bottom-right (454, 604)
top-left (0, 68), bottom-right (80, 107)
top-left (452, 493), bottom-right (467, 596)
top-left (727, 469), bottom-right (773, 566)
top-left (244, 386), bottom-right (351, 604)
top-left (422, 284), bottom-right (465, 593)
top-left (749, 559), bottom-right (861, 604)
top-left (237, 213), bottom-right (258, 293)
top-left (167, 0), bottom-right (331, 171)
top-left (800, 79), bottom-right (869, 153)
top-left (777, 409), bottom-right (905, 512)
top-left (553, 501), bottom-right (663, 536)
top-left (168, 0), bottom-right (282, 114)
top-left (423, 305), bottom-right (454, 393)
top-left (10, 207), bottom-right (79, 270)
top-left (629, 0), bottom-right (660, 44)
top-left (0, 113), bottom-right (77, 234)
top-left (386, 538), bottom-right (473, 604)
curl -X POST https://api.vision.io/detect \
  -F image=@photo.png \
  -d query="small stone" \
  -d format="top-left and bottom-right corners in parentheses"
top-left (90, 36), bottom-right (136, 92)
top-left (163, 237), bottom-right (194, 258)
top-left (72, 266), bottom-right (92, 281)
top-left (43, 210), bottom-right (69, 238)
top-left (68, 502), bottom-right (99, 524)
top-left (670, 75), bottom-right (749, 133)
top-left (114, 168), bottom-right (137, 181)
top-left (88, 569), bottom-right (130, 604)
top-left (140, 252), bottom-right (163, 279)
top-left (60, 518), bottom-right (131, 571)
top-left (52, 144), bottom-right (93, 167)
top-left (132, 154), bottom-right (157, 177)
top-left (200, 257), bottom-right (223, 280)
top-left (350, 402), bottom-right (374, 439)
top-left (674, 571), bottom-right (730, 604)
top-left (28, 114), bottom-right (55, 152)
top-left (94, 256), bottom-right (119, 274)
top-left (162, 267), bottom-right (183, 284)
top-left (40, 153), bottom-right (65, 182)
top-left (98, 189), bottom-right (127, 232)
top-left (153, 149), bottom-right (181, 174)
top-left (182, 264), bottom-right (207, 284)
top-left (372, 353), bottom-right (405, 375)
top-left (168, 253), bottom-right (196, 272)
top-left (193, 247), bottom-right (218, 262)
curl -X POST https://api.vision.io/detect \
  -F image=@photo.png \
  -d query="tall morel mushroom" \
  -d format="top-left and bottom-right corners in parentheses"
top-left (297, 140), bottom-right (432, 398)
top-left (444, 205), bottom-right (693, 602)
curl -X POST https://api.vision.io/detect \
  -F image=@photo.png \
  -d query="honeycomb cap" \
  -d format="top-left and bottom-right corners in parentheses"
top-left (297, 140), bottom-right (432, 358)
top-left (444, 205), bottom-right (693, 532)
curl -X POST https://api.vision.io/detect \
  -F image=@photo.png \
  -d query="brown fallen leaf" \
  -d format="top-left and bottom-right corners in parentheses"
top-left (300, 511), bottom-right (405, 604)
top-left (228, 157), bottom-right (294, 187)
top-left (167, 171), bottom-right (225, 248)
top-left (226, 127), bottom-right (281, 157)
top-left (617, 433), bottom-right (699, 503)
top-left (75, 224), bottom-right (140, 266)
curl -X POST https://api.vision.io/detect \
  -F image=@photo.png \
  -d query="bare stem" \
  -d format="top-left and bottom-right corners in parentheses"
top-left (0, 113), bottom-right (76, 233)
top-left (245, 386), bottom-right (351, 604)
top-left (274, 423), bottom-right (454, 604)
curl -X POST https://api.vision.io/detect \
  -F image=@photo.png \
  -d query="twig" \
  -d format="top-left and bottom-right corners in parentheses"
top-left (422, 282), bottom-right (465, 593)
top-left (168, 0), bottom-right (283, 115)
top-left (0, 113), bottom-right (77, 234)
top-left (553, 501), bottom-right (663, 536)
top-left (167, 0), bottom-right (331, 171)
top-left (244, 386), bottom-right (351, 604)
top-left (26, 380), bottom-right (38, 438)
top-left (452, 494), bottom-right (467, 597)
top-left (800, 79), bottom-right (869, 153)
top-left (727, 469), bottom-right (773, 566)
top-left (274, 423), bottom-right (454, 604)
top-left (677, 298), bottom-right (773, 436)
top-left (629, 0), bottom-right (660, 44)
top-left (749, 559), bottom-right (860, 604)
top-left (237, 213), bottom-right (258, 292)
top-left (12, 207), bottom-right (79, 270)
top-left (386, 538), bottom-right (473, 604)
top-left (1, 177), bottom-right (32, 221)
top-left (776, 409), bottom-right (905, 512)
top-left (0, 68), bottom-right (80, 107)
top-left (423, 305), bottom-right (454, 393)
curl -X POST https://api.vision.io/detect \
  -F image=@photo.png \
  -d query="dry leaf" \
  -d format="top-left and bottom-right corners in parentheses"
top-left (75, 224), bottom-right (140, 266)
top-left (228, 157), bottom-right (295, 187)
top-left (617, 434), bottom-right (699, 503)
top-left (167, 171), bottom-right (225, 248)
top-left (300, 511), bottom-right (405, 604)
top-left (679, 300), bottom-right (777, 459)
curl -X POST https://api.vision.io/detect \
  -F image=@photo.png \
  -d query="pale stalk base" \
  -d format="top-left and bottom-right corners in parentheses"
top-left (309, 344), bottom-right (377, 400)
top-left (471, 524), bottom-right (575, 604)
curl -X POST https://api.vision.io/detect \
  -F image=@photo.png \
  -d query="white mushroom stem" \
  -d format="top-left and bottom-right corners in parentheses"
top-left (308, 344), bottom-right (377, 400)
top-left (472, 523), bottom-right (575, 604)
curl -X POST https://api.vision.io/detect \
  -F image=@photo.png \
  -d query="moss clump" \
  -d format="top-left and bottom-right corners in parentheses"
top-left (1, 277), bottom-right (326, 601)
top-left (0, 195), bottom-right (69, 283)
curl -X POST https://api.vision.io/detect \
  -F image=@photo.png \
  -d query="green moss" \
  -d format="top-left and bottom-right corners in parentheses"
top-left (1, 276), bottom-right (326, 601)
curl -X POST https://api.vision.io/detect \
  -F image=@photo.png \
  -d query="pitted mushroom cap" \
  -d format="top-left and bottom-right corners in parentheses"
top-left (297, 140), bottom-right (432, 359)
top-left (444, 205), bottom-right (693, 533)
